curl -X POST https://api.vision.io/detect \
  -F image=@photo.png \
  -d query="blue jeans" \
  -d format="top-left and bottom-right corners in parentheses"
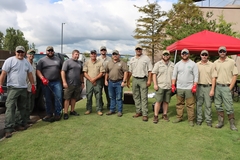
top-left (42, 80), bottom-right (62, 116)
top-left (108, 81), bottom-right (123, 113)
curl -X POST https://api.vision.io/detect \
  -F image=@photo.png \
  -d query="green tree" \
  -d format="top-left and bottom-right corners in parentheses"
top-left (3, 27), bottom-right (29, 52)
top-left (133, 0), bottom-right (167, 64)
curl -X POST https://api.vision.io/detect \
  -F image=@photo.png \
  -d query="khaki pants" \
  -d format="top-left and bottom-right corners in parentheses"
top-left (132, 77), bottom-right (148, 116)
top-left (176, 89), bottom-right (195, 121)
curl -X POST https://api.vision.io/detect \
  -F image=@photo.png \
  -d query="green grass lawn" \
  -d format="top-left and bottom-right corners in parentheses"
top-left (0, 89), bottom-right (240, 160)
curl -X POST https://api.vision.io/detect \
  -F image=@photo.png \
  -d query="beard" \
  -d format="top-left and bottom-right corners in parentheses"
top-left (47, 53), bottom-right (54, 58)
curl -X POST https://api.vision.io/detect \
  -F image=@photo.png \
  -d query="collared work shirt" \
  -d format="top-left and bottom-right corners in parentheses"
top-left (128, 54), bottom-right (152, 77)
top-left (106, 60), bottom-right (128, 81)
top-left (197, 60), bottom-right (216, 84)
top-left (83, 59), bottom-right (105, 78)
top-left (214, 57), bottom-right (238, 84)
top-left (152, 60), bottom-right (174, 89)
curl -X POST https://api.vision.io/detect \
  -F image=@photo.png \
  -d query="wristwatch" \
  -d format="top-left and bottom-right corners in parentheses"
top-left (123, 81), bottom-right (126, 83)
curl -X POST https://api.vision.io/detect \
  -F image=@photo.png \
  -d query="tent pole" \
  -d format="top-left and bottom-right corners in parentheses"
top-left (174, 50), bottom-right (177, 64)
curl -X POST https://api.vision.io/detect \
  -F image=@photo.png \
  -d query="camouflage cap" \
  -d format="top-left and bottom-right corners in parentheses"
top-left (181, 48), bottom-right (189, 54)
top-left (27, 49), bottom-right (36, 55)
top-left (15, 46), bottom-right (25, 52)
top-left (100, 46), bottom-right (107, 51)
top-left (112, 50), bottom-right (119, 54)
top-left (162, 50), bottom-right (170, 55)
top-left (46, 46), bottom-right (54, 51)
top-left (135, 44), bottom-right (142, 50)
top-left (200, 50), bottom-right (208, 55)
top-left (218, 46), bottom-right (226, 52)
top-left (90, 50), bottom-right (97, 54)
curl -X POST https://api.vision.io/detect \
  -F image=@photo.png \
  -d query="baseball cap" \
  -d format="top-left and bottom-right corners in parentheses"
top-left (100, 46), bottom-right (107, 51)
top-left (112, 50), bottom-right (119, 55)
top-left (46, 46), bottom-right (54, 51)
top-left (162, 50), bottom-right (170, 55)
top-left (27, 49), bottom-right (36, 55)
top-left (15, 46), bottom-right (25, 52)
top-left (218, 46), bottom-right (226, 52)
top-left (181, 48), bottom-right (189, 54)
top-left (90, 50), bottom-right (97, 54)
top-left (135, 44), bottom-right (142, 50)
top-left (200, 50), bottom-right (208, 55)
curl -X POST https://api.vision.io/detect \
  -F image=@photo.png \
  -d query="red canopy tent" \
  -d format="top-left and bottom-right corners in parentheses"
top-left (166, 30), bottom-right (240, 56)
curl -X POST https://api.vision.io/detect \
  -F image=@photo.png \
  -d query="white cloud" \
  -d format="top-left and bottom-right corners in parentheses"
top-left (0, 0), bottom-right (175, 54)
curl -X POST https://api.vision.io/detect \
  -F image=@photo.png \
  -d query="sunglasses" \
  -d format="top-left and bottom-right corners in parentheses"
top-left (201, 53), bottom-right (208, 56)
top-left (17, 51), bottom-right (24, 53)
top-left (181, 52), bottom-right (189, 55)
top-left (48, 49), bottom-right (54, 52)
top-left (101, 49), bottom-right (106, 51)
top-left (135, 48), bottom-right (142, 51)
top-left (163, 53), bottom-right (170, 56)
top-left (219, 50), bottom-right (226, 53)
top-left (112, 53), bottom-right (119, 55)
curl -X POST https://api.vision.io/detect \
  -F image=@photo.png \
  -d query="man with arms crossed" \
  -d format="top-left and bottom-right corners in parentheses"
top-left (61, 50), bottom-right (84, 120)
top-left (127, 44), bottom-right (152, 122)
top-left (152, 50), bottom-right (174, 124)
top-left (214, 46), bottom-right (238, 131)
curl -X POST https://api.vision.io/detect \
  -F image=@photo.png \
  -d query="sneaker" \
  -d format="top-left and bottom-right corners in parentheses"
top-left (84, 110), bottom-right (91, 115)
top-left (162, 114), bottom-right (170, 122)
top-left (172, 118), bottom-right (182, 123)
top-left (70, 111), bottom-right (80, 116)
top-left (97, 111), bottom-right (103, 116)
top-left (42, 115), bottom-right (55, 122)
top-left (106, 111), bottom-right (116, 115)
top-left (63, 114), bottom-right (69, 120)
top-left (117, 112), bottom-right (123, 117)
top-left (189, 121), bottom-right (194, 127)
top-left (153, 116), bottom-right (158, 124)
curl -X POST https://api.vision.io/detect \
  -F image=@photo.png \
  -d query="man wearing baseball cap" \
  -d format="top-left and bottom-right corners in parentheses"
top-left (97, 46), bottom-right (111, 110)
top-left (196, 50), bottom-right (216, 127)
top-left (172, 48), bottom-right (198, 127)
top-left (83, 50), bottom-right (105, 116)
top-left (213, 46), bottom-right (238, 131)
top-left (0, 46), bottom-right (36, 138)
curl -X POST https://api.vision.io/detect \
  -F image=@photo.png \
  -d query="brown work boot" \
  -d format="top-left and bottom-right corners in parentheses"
top-left (228, 113), bottom-right (238, 131)
top-left (172, 118), bottom-right (182, 123)
top-left (132, 112), bottom-right (142, 118)
top-left (162, 114), bottom-right (170, 122)
top-left (84, 110), bottom-right (91, 115)
top-left (153, 115), bottom-right (158, 124)
top-left (142, 116), bottom-right (148, 122)
top-left (215, 111), bottom-right (224, 128)
top-left (97, 111), bottom-right (103, 116)
top-left (14, 125), bottom-right (26, 131)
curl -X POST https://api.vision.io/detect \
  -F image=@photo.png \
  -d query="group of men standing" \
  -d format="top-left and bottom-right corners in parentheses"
top-left (0, 44), bottom-right (238, 139)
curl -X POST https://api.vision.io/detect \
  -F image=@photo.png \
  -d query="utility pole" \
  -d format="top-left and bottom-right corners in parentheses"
top-left (61, 23), bottom-right (65, 54)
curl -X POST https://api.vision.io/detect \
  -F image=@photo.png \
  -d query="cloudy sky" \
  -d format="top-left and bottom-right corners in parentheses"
top-left (0, 0), bottom-right (233, 55)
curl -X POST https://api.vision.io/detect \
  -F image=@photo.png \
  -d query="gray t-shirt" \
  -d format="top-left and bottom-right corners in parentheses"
top-left (36, 56), bottom-right (61, 81)
top-left (62, 59), bottom-right (83, 85)
top-left (2, 56), bottom-right (33, 88)
top-left (172, 59), bottom-right (198, 89)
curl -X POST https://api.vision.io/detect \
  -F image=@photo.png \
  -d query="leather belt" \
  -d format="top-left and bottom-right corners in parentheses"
top-left (109, 79), bottom-right (122, 83)
top-left (198, 84), bottom-right (212, 87)
top-left (217, 83), bottom-right (230, 87)
top-left (134, 76), bottom-right (147, 79)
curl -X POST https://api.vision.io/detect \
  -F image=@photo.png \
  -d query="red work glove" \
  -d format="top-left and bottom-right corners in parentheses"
top-left (171, 84), bottom-right (176, 93)
top-left (31, 84), bottom-right (36, 94)
top-left (0, 86), bottom-right (4, 94)
top-left (191, 84), bottom-right (197, 93)
top-left (41, 77), bottom-right (49, 86)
